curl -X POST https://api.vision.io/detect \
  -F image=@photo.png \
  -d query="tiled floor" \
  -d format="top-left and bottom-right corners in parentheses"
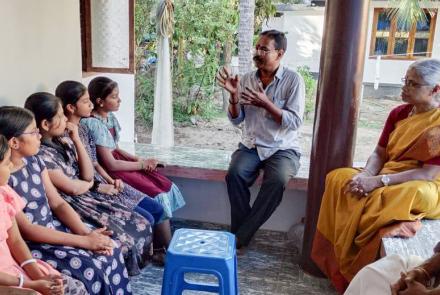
top-left (131, 219), bottom-right (336, 295)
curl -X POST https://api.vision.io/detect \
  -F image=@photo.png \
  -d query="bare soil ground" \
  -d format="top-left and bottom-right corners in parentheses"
top-left (135, 97), bottom-right (402, 162)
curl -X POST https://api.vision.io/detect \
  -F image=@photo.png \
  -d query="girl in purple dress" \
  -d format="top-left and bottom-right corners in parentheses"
top-left (1, 106), bottom-right (131, 295)
top-left (56, 80), bottom-right (171, 265)
top-left (24, 92), bottom-right (154, 274)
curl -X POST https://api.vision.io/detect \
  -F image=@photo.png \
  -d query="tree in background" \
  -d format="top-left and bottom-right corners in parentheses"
top-left (136, 0), bottom-right (239, 124)
top-left (254, 0), bottom-right (277, 34)
top-left (173, 0), bottom-right (238, 119)
top-left (387, 0), bottom-right (438, 28)
top-left (135, 0), bottom-right (157, 69)
top-left (238, 0), bottom-right (256, 75)
top-left (135, 0), bottom-right (283, 124)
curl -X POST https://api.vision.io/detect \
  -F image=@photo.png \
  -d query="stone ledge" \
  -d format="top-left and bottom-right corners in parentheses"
top-left (381, 219), bottom-right (440, 260)
top-left (120, 142), bottom-right (309, 191)
top-left (160, 165), bottom-right (308, 191)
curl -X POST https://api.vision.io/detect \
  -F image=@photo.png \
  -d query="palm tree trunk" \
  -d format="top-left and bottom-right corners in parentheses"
top-left (222, 40), bottom-right (233, 111)
top-left (238, 0), bottom-right (255, 75)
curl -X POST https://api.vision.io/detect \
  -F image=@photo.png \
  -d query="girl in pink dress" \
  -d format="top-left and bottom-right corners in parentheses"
top-left (0, 134), bottom-right (87, 295)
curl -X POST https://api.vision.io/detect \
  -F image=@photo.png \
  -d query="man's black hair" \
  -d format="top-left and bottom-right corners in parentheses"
top-left (260, 30), bottom-right (287, 51)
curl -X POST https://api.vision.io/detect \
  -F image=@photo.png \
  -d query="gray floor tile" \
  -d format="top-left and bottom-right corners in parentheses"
top-left (131, 219), bottom-right (336, 294)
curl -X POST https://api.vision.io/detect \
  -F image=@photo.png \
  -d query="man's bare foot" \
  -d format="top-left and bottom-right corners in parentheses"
top-left (152, 247), bottom-right (166, 266)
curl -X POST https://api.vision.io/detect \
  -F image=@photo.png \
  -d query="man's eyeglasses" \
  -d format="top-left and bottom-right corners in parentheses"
top-left (401, 78), bottom-right (432, 88)
top-left (16, 128), bottom-right (40, 137)
top-left (252, 48), bottom-right (278, 56)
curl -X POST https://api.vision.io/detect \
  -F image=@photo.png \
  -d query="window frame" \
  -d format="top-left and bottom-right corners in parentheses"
top-left (80, 0), bottom-right (135, 74)
top-left (369, 8), bottom-right (437, 60)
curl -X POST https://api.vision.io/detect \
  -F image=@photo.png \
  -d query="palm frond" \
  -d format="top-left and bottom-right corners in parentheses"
top-left (386, 0), bottom-right (437, 30)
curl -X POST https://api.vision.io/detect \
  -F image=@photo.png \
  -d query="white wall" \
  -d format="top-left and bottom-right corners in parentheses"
top-left (0, 0), bottom-right (82, 106)
top-left (363, 1), bottom-right (440, 85)
top-left (266, 2), bottom-right (440, 84)
top-left (82, 73), bottom-right (135, 143)
top-left (171, 177), bottom-right (307, 232)
top-left (263, 8), bottom-right (325, 73)
top-left (0, 1), bottom-right (135, 143)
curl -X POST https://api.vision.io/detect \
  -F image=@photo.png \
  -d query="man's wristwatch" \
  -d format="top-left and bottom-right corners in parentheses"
top-left (380, 174), bottom-right (390, 186)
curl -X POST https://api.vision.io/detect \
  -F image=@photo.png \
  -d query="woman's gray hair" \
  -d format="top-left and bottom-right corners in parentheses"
top-left (409, 58), bottom-right (440, 86)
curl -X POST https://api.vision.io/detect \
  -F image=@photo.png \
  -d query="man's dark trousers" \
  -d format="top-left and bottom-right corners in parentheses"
top-left (226, 143), bottom-right (300, 246)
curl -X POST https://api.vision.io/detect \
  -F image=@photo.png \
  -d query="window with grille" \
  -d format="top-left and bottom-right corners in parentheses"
top-left (370, 8), bottom-right (437, 59)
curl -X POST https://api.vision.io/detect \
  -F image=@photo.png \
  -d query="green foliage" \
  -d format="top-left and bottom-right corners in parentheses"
top-left (297, 66), bottom-right (317, 120)
top-left (135, 0), bottom-right (287, 125)
top-left (386, 0), bottom-right (437, 29)
top-left (255, 0), bottom-right (277, 34)
top-left (135, 70), bottom-right (155, 126)
top-left (134, 0), bottom-right (156, 46)
top-left (135, 0), bottom-right (238, 125)
top-left (134, 0), bottom-right (157, 68)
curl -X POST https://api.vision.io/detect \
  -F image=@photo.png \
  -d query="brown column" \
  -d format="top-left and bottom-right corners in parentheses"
top-left (301, 0), bottom-right (370, 275)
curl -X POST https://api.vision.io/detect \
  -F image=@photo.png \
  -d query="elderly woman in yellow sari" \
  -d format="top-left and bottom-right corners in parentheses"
top-left (312, 58), bottom-right (440, 293)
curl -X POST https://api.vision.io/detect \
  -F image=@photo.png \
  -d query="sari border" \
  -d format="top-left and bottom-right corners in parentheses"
top-left (311, 231), bottom-right (348, 293)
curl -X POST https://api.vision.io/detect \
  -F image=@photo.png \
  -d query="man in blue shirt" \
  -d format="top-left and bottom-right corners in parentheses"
top-left (217, 30), bottom-right (305, 248)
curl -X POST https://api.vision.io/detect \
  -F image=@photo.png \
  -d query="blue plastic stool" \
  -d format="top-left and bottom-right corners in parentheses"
top-left (161, 228), bottom-right (238, 295)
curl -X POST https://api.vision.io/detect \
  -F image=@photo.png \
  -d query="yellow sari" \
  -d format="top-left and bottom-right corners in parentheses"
top-left (312, 108), bottom-right (440, 293)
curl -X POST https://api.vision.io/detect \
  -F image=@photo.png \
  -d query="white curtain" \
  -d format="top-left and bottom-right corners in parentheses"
top-left (152, 36), bottom-right (174, 146)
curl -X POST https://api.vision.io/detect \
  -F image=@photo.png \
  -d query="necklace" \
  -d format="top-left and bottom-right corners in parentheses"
top-left (409, 104), bottom-right (438, 117)
top-left (408, 106), bottom-right (416, 117)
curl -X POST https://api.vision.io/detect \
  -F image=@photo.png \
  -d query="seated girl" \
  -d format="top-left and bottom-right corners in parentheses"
top-left (55, 80), bottom-right (170, 265)
top-left (24, 93), bottom-right (153, 275)
top-left (0, 106), bottom-right (131, 294)
top-left (0, 134), bottom-right (87, 295)
top-left (312, 58), bottom-right (440, 293)
top-left (82, 76), bottom-right (185, 251)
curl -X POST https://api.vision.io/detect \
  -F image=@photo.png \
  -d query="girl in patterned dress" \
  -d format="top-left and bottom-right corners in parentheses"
top-left (24, 93), bottom-right (154, 275)
top-left (56, 80), bottom-right (172, 265)
top-left (0, 106), bottom-right (132, 295)
top-left (0, 134), bottom-right (87, 295)
top-left (83, 76), bottom-right (185, 254)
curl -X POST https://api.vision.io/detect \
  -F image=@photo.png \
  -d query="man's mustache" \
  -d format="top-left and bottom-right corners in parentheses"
top-left (253, 55), bottom-right (263, 62)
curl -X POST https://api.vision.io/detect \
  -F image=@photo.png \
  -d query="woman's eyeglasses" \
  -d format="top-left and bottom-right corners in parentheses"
top-left (16, 128), bottom-right (40, 137)
top-left (401, 78), bottom-right (432, 88)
